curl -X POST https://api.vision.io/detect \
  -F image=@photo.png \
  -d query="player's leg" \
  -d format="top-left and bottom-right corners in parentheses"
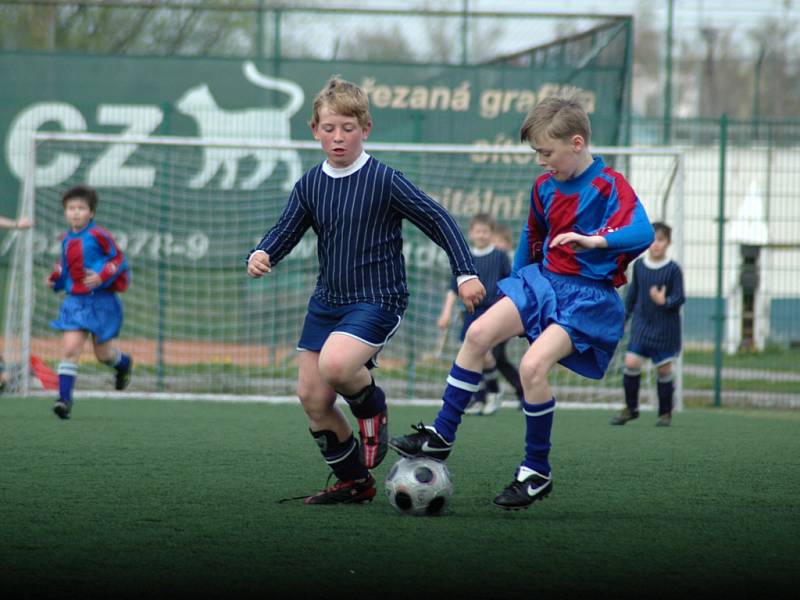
top-left (390, 297), bottom-right (524, 459)
top-left (53, 330), bottom-right (89, 419)
top-left (480, 349), bottom-right (503, 416)
top-left (612, 350), bottom-right (645, 425)
top-left (318, 333), bottom-right (389, 469)
top-left (92, 337), bottom-right (133, 391)
top-left (654, 359), bottom-right (675, 426)
top-left (297, 350), bottom-right (375, 505)
top-left (493, 323), bottom-right (573, 510)
top-left (492, 340), bottom-right (525, 408)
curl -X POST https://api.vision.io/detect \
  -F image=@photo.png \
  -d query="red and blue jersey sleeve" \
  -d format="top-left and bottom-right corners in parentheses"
top-left (88, 225), bottom-right (129, 292)
top-left (55, 222), bottom-right (129, 294)
top-left (525, 157), bottom-right (653, 287)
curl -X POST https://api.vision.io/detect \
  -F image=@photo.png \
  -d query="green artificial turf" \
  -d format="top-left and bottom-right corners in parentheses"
top-left (1, 397), bottom-right (798, 598)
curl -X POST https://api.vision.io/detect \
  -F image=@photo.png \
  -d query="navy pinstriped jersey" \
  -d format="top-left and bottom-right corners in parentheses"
top-left (251, 153), bottom-right (477, 314)
top-left (450, 246), bottom-right (510, 311)
top-left (625, 257), bottom-right (685, 354)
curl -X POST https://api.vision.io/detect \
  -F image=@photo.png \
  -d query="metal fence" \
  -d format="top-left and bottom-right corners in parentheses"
top-left (0, 1), bottom-right (797, 407)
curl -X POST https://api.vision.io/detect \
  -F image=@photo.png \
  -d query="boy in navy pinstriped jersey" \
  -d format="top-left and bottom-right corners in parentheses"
top-left (390, 94), bottom-right (654, 510)
top-left (247, 76), bottom-right (485, 504)
top-left (611, 222), bottom-right (685, 427)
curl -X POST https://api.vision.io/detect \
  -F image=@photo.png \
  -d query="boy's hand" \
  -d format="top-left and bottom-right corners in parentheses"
top-left (458, 279), bottom-right (485, 314)
top-left (437, 312), bottom-right (450, 330)
top-left (247, 250), bottom-right (272, 278)
top-left (16, 217), bottom-right (33, 229)
top-left (44, 276), bottom-right (55, 289)
top-left (549, 232), bottom-right (608, 251)
top-left (649, 285), bottom-right (667, 305)
top-left (83, 270), bottom-right (102, 289)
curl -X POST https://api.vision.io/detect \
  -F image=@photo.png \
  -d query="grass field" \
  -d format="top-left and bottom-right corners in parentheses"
top-left (1, 396), bottom-right (798, 598)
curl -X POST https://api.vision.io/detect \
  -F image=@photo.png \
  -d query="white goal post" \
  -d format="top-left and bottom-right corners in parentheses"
top-left (3, 132), bottom-right (683, 409)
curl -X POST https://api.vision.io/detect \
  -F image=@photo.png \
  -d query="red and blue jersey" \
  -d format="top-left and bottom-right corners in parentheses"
top-left (513, 156), bottom-right (654, 287)
top-left (49, 220), bottom-right (129, 295)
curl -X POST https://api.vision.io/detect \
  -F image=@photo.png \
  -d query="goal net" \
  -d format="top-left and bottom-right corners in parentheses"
top-left (3, 133), bottom-right (683, 408)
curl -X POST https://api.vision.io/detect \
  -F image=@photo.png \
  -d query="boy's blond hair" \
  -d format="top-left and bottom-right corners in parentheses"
top-left (310, 75), bottom-right (372, 129)
top-left (519, 94), bottom-right (592, 145)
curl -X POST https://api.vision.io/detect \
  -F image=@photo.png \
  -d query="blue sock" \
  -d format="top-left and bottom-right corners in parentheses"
top-left (57, 361), bottom-right (78, 404)
top-left (522, 397), bottom-right (556, 476)
top-left (104, 350), bottom-right (130, 372)
top-left (115, 352), bottom-right (131, 372)
top-left (433, 363), bottom-right (482, 443)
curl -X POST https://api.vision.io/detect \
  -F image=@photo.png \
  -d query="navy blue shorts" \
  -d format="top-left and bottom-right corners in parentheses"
top-left (298, 296), bottom-right (402, 367)
top-left (50, 291), bottom-right (124, 344)
top-left (497, 263), bottom-right (624, 380)
top-left (627, 342), bottom-right (678, 366)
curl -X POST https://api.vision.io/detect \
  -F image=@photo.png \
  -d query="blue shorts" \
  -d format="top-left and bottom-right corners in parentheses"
top-left (50, 291), bottom-right (124, 344)
top-left (497, 264), bottom-right (624, 380)
top-left (627, 342), bottom-right (678, 367)
top-left (298, 296), bottom-right (402, 367)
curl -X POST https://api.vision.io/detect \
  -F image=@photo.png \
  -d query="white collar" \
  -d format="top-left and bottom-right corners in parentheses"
top-left (471, 244), bottom-right (496, 257)
top-left (643, 255), bottom-right (671, 270)
top-left (322, 151), bottom-right (370, 178)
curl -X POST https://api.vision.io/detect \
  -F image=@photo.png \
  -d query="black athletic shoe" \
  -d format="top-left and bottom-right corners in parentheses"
top-left (388, 422), bottom-right (452, 461)
top-left (115, 358), bottom-right (132, 391)
top-left (357, 408), bottom-right (388, 469)
top-left (303, 474), bottom-right (377, 505)
top-left (656, 414), bottom-right (672, 427)
top-left (53, 400), bottom-right (71, 420)
top-left (492, 467), bottom-right (553, 510)
top-left (610, 407), bottom-right (639, 425)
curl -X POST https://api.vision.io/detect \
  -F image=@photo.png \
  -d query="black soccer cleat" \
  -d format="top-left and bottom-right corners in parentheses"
top-left (492, 467), bottom-right (553, 511)
top-left (388, 422), bottom-right (453, 461)
top-left (357, 407), bottom-right (389, 470)
top-left (52, 400), bottom-right (72, 420)
top-left (610, 407), bottom-right (639, 426)
top-left (303, 474), bottom-right (377, 505)
top-left (115, 358), bottom-right (132, 391)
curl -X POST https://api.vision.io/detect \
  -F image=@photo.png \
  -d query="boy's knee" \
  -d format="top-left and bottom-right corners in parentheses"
top-left (317, 356), bottom-right (351, 389)
top-left (298, 386), bottom-right (335, 420)
top-left (624, 353), bottom-right (643, 370)
top-left (519, 356), bottom-right (548, 386)
top-left (464, 322), bottom-right (493, 354)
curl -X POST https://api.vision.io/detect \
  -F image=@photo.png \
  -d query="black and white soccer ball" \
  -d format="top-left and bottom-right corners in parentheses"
top-left (385, 456), bottom-right (453, 516)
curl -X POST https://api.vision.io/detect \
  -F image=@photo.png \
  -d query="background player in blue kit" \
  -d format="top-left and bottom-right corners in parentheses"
top-left (247, 76), bottom-right (485, 505)
top-left (437, 213), bottom-right (510, 416)
top-left (391, 94), bottom-right (654, 510)
top-left (611, 221), bottom-right (685, 427)
top-left (48, 184), bottom-right (132, 419)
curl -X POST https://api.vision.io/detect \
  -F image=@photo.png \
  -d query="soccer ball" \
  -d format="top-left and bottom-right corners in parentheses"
top-left (385, 457), bottom-right (453, 516)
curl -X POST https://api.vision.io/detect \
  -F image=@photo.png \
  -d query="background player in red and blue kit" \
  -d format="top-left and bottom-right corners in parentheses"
top-left (47, 184), bottom-right (132, 419)
top-left (391, 94), bottom-right (654, 510)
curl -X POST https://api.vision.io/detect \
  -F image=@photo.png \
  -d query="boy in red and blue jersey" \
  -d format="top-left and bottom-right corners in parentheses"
top-left (48, 184), bottom-right (132, 419)
top-left (391, 94), bottom-right (654, 510)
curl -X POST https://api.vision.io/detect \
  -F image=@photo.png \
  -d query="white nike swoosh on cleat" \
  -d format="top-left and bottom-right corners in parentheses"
top-left (526, 482), bottom-right (550, 497)
top-left (421, 441), bottom-right (450, 454)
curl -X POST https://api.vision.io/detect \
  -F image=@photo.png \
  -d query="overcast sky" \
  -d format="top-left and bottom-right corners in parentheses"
top-left (343, 0), bottom-right (797, 49)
